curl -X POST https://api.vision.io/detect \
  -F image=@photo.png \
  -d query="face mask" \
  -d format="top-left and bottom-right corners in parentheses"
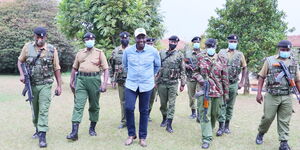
top-left (36, 39), bottom-right (45, 47)
top-left (228, 43), bottom-right (237, 50)
top-left (193, 43), bottom-right (200, 49)
top-left (279, 51), bottom-right (290, 59)
top-left (85, 40), bottom-right (95, 48)
top-left (169, 44), bottom-right (177, 50)
top-left (207, 48), bottom-right (216, 56)
top-left (121, 39), bottom-right (129, 47)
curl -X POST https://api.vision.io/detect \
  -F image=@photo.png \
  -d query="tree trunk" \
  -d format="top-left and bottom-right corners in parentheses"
top-left (243, 70), bottom-right (250, 95)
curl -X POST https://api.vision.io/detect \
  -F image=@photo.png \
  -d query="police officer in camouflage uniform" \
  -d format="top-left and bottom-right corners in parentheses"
top-left (255, 40), bottom-right (300, 150)
top-left (109, 31), bottom-right (130, 129)
top-left (217, 34), bottom-right (247, 136)
top-left (184, 36), bottom-right (201, 120)
top-left (146, 37), bottom-right (157, 122)
top-left (193, 38), bottom-right (229, 149)
top-left (67, 32), bottom-right (109, 141)
top-left (17, 27), bottom-right (62, 148)
top-left (157, 35), bottom-right (186, 133)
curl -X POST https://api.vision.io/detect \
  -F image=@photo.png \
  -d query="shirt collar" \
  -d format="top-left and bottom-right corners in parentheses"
top-left (33, 42), bottom-right (47, 51)
top-left (206, 53), bottom-right (218, 60)
top-left (119, 45), bottom-right (126, 51)
top-left (83, 47), bottom-right (95, 53)
top-left (227, 48), bottom-right (235, 53)
top-left (135, 44), bottom-right (146, 52)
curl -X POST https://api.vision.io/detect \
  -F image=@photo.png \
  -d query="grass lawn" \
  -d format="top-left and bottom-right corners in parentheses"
top-left (0, 75), bottom-right (299, 150)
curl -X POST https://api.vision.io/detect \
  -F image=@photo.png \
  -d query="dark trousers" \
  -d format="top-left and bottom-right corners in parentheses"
top-left (125, 87), bottom-right (152, 139)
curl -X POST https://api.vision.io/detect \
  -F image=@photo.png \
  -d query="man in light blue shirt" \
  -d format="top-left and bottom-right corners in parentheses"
top-left (122, 28), bottom-right (161, 147)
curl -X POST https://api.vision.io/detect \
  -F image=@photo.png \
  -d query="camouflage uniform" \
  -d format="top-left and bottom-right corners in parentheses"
top-left (193, 52), bottom-right (229, 144)
top-left (157, 49), bottom-right (186, 120)
top-left (109, 45), bottom-right (127, 126)
top-left (184, 49), bottom-right (199, 118)
top-left (218, 49), bottom-right (246, 124)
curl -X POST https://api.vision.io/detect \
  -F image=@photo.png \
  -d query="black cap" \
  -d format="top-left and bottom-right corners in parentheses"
top-left (191, 36), bottom-right (201, 42)
top-left (33, 27), bottom-right (47, 37)
top-left (83, 32), bottom-right (96, 39)
top-left (119, 31), bottom-right (130, 38)
top-left (277, 40), bottom-right (292, 48)
top-left (169, 35), bottom-right (180, 42)
top-left (205, 38), bottom-right (217, 47)
top-left (227, 34), bottom-right (238, 40)
top-left (146, 38), bottom-right (156, 42)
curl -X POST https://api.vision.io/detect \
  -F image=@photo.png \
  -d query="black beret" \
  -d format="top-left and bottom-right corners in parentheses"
top-left (227, 34), bottom-right (238, 40)
top-left (169, 35), bottom-right (180, 42)
top-left (33, 27), bottom-right (47, 37)
top-left (205, 38), bottom-right (217, 47)
top-left (119, 31), bottom-right (130, 38)
top-left (83, 32), bottom-right (96, 39)
top-left (277, 40), bottom-right (292, 48)
top-left (146, 38), bottom-right (156, 42)
top-left (191, 36), bottom-right (201, 42)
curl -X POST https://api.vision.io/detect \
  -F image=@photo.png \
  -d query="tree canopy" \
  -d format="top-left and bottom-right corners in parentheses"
top-left (58, 0), bottom-right (165, 55)
top-left (206, 0), bottom-right (289, 73)
top-left (0, 0), bottom-right (75, 73)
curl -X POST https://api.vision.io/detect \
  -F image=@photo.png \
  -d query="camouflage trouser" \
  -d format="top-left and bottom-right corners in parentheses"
top-left (258, 93), bottom-right (293, 141)
top-left (32, 84), bottom-right (52, 132)
top-left (158, 83), bottom-right (178, 119)
top-left (149, 87), bottom-right (158, 115)
top-left (72, 75), bottom-right (101, 123)
top-left (218, 82), bottom-right (238, 123)
top-left (197, 96), bottom-right (222, 143)
top-left (187, 81), bottom-right (197, 110)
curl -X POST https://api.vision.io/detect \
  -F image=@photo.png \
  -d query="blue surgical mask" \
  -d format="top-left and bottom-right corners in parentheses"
top-left (207, 48), bottom-right (216, 56)
top-left (193, 43), bottom-right (200, 49)
top-left (85, 40), bottom-right (95, 48)
top-left (228, 43), bottom-right (237, 50)
top-left (279, 51), bottom-right (291, 59)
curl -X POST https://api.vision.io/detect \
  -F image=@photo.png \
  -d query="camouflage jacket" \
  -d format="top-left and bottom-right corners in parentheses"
top-left (157, 49), bottom-right (186, 85)
top-left (265, 55), bottom-right (297, 95)
top-left (109, 45), bottom-right (127, 83)
top-left (184, 49), bottom-right (200, 81)
top-left (26, 42), bottom-right (55, 85)
top-left (218, 49), bottom-right (244, 84)
top-left (193, 51), bottom-right (229, 98)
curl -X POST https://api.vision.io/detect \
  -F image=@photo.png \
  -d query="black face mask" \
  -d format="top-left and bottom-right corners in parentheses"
top-left (121, 39), bottom-right (129, 47)
top-left (169, 44), bottom-right (177, 50)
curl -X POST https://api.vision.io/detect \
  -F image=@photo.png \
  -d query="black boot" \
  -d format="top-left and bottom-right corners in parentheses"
top-left (66, 123), bottom-right (79, 141)
top-left (118, 123), bottom-right (127, 129)
top-left (166, 119), bottom-right (173, 133)
top-left (201, 142), bottom-right (210, 149)
top-left (196, 109), bottom-right (200, 123)
top-left (279, 141), bottom-right (291, 150)
top-left (38, 132), bottom-right (47, 148)
top-left (32, 127), bottom-right (39, 139)
top-left (89, 122), bottom-right (97, 136)
top-left (148, 110), bottom-right (152, 122)
top-left (255, 132), bottom-right (264, 145)
top-left (216, 122), bottom-right (225, 136)
top-left (224, 120), bottom-right (231, 134)
top-left (160, 116), bottom-right (167, 127)
top-left (189, 109), bottom-right (196, 119)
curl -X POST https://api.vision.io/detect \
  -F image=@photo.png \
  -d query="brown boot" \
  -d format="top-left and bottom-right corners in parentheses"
top-left (124, 136), bottom-right (137, 146)
top-left (139, 139), bottom-right (147, 147)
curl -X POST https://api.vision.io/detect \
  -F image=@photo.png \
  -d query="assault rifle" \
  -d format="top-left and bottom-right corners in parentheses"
top-left (21, 63), bottom-right (35, 120)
